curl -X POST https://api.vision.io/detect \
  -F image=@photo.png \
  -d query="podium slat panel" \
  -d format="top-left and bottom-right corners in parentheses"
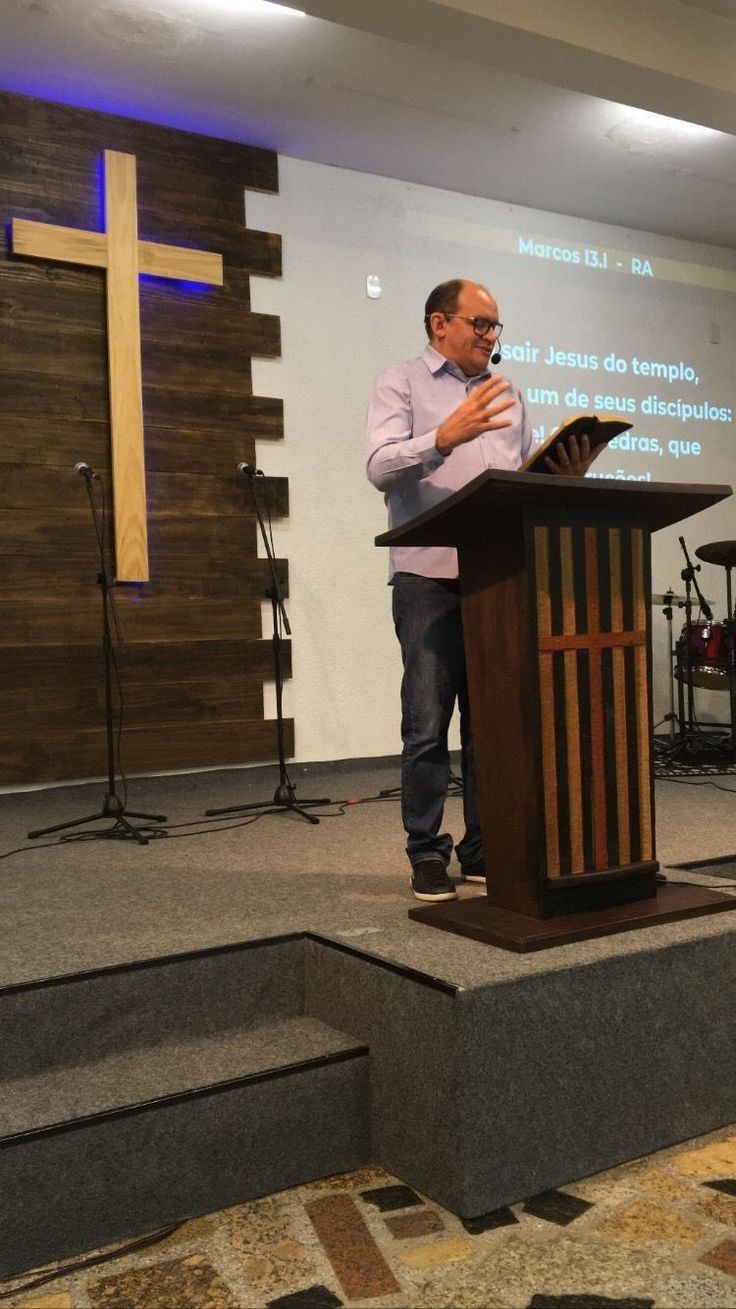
top-left (577, 649), bottom-right (596, 871)
top-left (534, 513), bottom-right (654, 891)
top-left (632, 529), bottom-right (647, 627)
top-left (534, 527), bottom-right (560, 878)
top-left (621, 523), bottom-right (635, 632)
top-left (609, 530), bottom-right (630, 865)
top-left (625, 644), bottom-right (642, 863)
top-left (609, 528), bottom-right (623, 628)
top-left (534, 526), bottom-right (552, 637)
top-left (601, 645), bottom-right (620, 867)
top-left (636, 644), bottom-right (654, 859)
top-left (564, 648), bottom-right (584, 872)
top-left (632, 528), bottom-right (654, 862)
top-left (585, 527), bottom-right (608, 869)
top-left (560, 527), bottom-right (584, 874)
top-left (538, 652), bottom-right (560, 878)
top-left (560, 527), bottom-right (576, 635)
top-left (552, 649), bottom-right (571, 875)
top-left (612, 645), bottom-right (631, 865)
top-left (572, 524), bottom-right (589, 630)
top-left (589, 645), bottom-right (608, 869)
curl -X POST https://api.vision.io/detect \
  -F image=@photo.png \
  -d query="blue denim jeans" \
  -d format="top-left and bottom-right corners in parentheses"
top-left (391, 572), bottom-right (482, 869)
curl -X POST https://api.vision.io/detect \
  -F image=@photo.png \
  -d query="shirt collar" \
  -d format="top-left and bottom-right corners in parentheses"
top-left (421, 343), bottom-right (490, 383)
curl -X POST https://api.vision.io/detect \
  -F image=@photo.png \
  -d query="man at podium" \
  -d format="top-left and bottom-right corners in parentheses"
top-left (366, 278), bottom-right (593, 904)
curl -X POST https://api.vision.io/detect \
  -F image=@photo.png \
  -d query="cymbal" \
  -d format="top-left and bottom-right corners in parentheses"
top-left (652, 592), bottom-right (714, 607)
top-left (695, 540), bottom-right (736, 568)
top-left (675, 666), bottom-right (734, 691)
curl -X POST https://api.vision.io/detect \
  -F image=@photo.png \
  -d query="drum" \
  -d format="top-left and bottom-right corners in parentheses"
top-left (678, 619), bottom-right (731, 690)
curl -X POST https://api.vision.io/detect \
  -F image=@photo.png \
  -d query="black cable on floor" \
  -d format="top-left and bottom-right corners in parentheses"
top-left (0, 1223), bottom-right (183, 1301)
top-left (655, 776), bottom-right (736, 793)
top-left (0, 776), bottom-right (467, 863)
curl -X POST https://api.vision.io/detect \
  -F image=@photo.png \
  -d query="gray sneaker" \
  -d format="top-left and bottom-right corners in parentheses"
top-left (411, 859), bottom-right (458, 902)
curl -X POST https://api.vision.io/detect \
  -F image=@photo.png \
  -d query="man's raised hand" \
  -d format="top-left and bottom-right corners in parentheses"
top-left (436, 376), bottom-right (514, 456)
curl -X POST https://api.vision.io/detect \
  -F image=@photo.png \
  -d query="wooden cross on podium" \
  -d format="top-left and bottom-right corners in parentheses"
top-left (12, 149), bottom-right (224, 582)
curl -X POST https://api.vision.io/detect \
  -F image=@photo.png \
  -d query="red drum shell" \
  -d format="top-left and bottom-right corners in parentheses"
top-left (680, 619), bottom-right (730, 689)
top-left (691, 619), bottom-right (727, 663)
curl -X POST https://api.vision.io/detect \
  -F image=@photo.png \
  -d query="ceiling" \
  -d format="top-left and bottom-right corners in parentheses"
top-left (2, 0), bottom-right (736, 249)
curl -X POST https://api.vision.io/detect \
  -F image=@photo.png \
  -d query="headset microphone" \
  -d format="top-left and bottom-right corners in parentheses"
top-left (490, 348), bottom-right (502, 365)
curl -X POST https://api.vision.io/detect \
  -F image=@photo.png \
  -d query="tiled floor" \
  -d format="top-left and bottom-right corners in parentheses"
top-left (6, 1126), bottom-right (736, 1308)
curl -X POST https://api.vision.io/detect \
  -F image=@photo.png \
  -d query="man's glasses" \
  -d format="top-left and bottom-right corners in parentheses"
top-left (444, 315), bottom-right (503, 339)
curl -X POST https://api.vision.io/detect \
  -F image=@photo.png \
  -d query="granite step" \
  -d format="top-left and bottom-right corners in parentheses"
top-left (0, 1014), bottom-right (367, 1140)
top-left (0, 935), bottom-right (306, 1080)
top-left (0, 1013), bottom-right (371, 1279)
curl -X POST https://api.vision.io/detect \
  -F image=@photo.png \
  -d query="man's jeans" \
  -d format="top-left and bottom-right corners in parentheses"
top-left (391, 571), bottom-right (482, 869)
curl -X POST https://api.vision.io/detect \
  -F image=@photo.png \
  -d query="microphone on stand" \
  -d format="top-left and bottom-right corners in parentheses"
top-left (679, 534), bottom-right (713, 622)
top-left (74, 462), bottom-right (95, 481)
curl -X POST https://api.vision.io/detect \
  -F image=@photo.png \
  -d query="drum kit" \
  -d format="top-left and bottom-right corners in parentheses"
top-left (656, 537), bottom-right (736, 761)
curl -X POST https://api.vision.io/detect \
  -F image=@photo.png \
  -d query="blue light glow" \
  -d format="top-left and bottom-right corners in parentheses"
top-left (139, 274), bottom-right (218, 295)
top-left (95, 152), bottom-right (106, 232)
top-left (0, 77), bottom-right (259, 146)
top-left (96, 153), bottom-right (222, 295)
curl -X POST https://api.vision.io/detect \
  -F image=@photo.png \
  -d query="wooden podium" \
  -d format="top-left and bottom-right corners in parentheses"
top-left (377, 470), bottom-right (736, 951)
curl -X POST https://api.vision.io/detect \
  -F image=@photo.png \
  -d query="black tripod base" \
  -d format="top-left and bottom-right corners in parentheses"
top-left (655, 731), bottom-right (735, 765)
top-left (205, 781), bottom-right (330, 826)
top-left (28, 793), bottom-right (167, 845)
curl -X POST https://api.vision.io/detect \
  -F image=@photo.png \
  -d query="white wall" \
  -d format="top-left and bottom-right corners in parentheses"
top-left (245, 159), bottom-right (736, 762)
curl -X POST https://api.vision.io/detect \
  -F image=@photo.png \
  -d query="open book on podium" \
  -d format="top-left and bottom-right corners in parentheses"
top-left (521, 414), bottom-right (631, 474)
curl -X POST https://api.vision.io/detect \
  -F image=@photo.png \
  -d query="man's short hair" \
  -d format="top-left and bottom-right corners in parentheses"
top-left (424, 279), bottom-right (465, 339)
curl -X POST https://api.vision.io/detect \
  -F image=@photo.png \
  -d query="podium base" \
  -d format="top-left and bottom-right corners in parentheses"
top-left (408, 883), bottom-right (736, 953)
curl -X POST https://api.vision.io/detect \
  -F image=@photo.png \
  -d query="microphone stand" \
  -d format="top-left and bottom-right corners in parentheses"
top-left (205, 465), bottom-right (331, 825)
top-left (680, 540), bottom-right (700, 749)
top-left (680, 535), bottom-right (712, 618)
top-left (653, 591), bottom-right (680, 750)
top-left (29, 468), bottom-right (167, 844)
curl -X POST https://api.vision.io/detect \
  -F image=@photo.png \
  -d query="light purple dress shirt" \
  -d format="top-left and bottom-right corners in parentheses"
top-left (366, 345), bottom-right (532, 579)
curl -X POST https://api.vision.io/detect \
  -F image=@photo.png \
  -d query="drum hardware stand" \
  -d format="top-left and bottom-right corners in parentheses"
top-left (676, 540), bottom-right (736, 870)
top-left (696, 543), bottom-right (736, 762)
top-left (680, 535), bottom-right (712, 745)
top-left (29, 466), bottom-right (167, 844)
top-left (205, 464), bottom-right (331, 825)
top-left (707, 549), bottom-right (733, 759)
top-left (725, 571), bottom-right (736, 760)
top-left (659, 539), bottom-right (721, 763)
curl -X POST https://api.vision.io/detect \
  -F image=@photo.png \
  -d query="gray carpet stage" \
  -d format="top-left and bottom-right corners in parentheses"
top-left (1, 761), bottom-right (736, 1277)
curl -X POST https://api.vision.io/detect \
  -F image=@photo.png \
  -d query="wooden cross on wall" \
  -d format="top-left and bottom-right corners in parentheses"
top-left (12, 149), bottom-right (224, 582)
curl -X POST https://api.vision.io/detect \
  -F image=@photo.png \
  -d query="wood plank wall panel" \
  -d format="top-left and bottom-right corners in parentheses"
top-left (0, 90), bottom-right (289, 784)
